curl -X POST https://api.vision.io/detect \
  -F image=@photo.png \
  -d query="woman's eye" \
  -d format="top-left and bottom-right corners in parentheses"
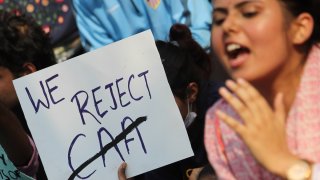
top-left (214, 18), bottom-right (225, 26)
top-left (242, 11), bottom-right (257, 18)
top-left (213, 14), bottom-right (226, 26)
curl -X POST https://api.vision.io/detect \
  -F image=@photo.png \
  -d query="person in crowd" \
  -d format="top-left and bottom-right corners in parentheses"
top-left (205, 0), bottom-right (320, 179)
top-left (118, 24), bottom-right (221, 180)
top-left (171, 23), bottom-right (230, 83)
top-left (72, 0), bottom-right (212, 51)
top-left (0, 11), bottom-right (56, 179)
top-left (0, 101), bottom-right (37, 180)
top-left (169, 23), bottom-right (212, 79)
top-left (0, 0), bottom-right (84, 62)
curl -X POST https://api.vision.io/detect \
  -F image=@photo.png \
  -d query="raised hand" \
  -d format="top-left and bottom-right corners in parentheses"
top-left (216, 79), bottom-right (300, 177)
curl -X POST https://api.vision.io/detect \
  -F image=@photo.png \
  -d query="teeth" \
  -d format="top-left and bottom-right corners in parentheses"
top-left (227, 44), bottom-right (241, 52)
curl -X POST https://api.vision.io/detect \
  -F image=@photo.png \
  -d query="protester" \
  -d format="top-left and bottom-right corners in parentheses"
top-left (205, 0), bottom-right (320, 179)
top-left (0, 102), bottom-right (37, 180)
top-left (72, 0), bottom-right (212, 51)
top-left (0, 0), bottom-right (84, 62)
top-left (0, 11), bottom-right (56, 179)
top-left (117, 24), bottom-right (221, 180)
top-left (169, 23), bottom-right (212, 79)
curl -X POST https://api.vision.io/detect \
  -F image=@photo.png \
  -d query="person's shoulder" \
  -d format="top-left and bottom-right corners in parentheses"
top-left (206, 99), bottom-right (224, 120)
top-left (215, 99), bottom-right (231, 111)
top-left (206, 98), bottom-right (236, 122)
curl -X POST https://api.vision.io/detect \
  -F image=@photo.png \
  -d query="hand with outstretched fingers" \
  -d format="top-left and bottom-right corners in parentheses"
top-left (216, 79), bottom-right (301, 177)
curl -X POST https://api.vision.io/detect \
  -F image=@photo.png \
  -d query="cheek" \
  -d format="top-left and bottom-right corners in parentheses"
top-left (211, 29), bottom-right (230, 69)
top-left (246, 24), bottom-right (275, 45)
top-left (0, 81), bottom-right (18, 108)
top-left (211, 29), bottom-right (225, 56)
top-left (211, 28), bottom-right (222, 48)
top-left (247, 21), bottom-right (289, 61)
top-left (244, 10), bottom-right (286, 46)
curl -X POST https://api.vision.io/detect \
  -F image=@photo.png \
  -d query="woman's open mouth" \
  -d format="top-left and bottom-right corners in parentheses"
top-left (225, 43), bottom-right (250, 68)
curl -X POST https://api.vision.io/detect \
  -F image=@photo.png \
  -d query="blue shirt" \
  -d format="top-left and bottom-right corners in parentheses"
top-left (72, 0), bottom-right (212, 51)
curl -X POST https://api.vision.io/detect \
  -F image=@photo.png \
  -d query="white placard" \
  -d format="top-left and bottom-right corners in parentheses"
top-left (13, 30), bottom-right (193, 180)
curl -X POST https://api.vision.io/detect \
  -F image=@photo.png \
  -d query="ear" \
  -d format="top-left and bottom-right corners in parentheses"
top-left (186, 82), bottom-right (199, 103)
top-left (290, 12), bottom-right (314, 45)
top-left (20, 63), bottom-right (37, 76)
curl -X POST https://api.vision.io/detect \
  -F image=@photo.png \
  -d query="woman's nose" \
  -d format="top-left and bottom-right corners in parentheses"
top-left (221, 14), bottom-right (239, 35)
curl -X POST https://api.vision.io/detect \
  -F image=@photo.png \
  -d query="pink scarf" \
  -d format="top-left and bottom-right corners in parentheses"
top-left (204, 45), bottom-right (320, 180)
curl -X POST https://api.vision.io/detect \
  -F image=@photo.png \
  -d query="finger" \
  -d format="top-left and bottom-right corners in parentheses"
top-left (118, 162), bottom-right (127, 180)
top-left (236, 78), bottom-right (273, 118)
top-left (216, 110), bottom-right (245, 135)
top-left (219, 86), bottom-right (252, 125)
top-left (225, 80), bottom-right (261, 120)
top-left (273, 92), bottom-right (286, 122)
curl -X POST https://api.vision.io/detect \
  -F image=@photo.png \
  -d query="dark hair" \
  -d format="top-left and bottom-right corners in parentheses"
top-left (0, 11), bottom-right (56, 75)
top-left (280, 0), bottom-right (320, 50)
top-left (197, 164), bottom-right (217, 180)
top-left (169, 24), bottom-right (212, 79)
top-left (156, 40), bottom-right (205, 100)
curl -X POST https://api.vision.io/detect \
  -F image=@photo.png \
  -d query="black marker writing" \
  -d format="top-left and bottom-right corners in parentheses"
top-left (68, 116), bottom-right (147, 180)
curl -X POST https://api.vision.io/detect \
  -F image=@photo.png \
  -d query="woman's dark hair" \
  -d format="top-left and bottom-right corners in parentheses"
top-left (169, 24), bottom-right (211, 79)
top-left (156, 40), bottom-right (205, 100)
top-left (280, 0), bottom-right (320, 50)
top-left (0, 10), bottom-right (56, 75)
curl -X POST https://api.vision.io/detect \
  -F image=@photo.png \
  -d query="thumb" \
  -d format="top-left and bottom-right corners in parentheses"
top-left (274, 92), bottom-right (285, 122)
top-left (118, 162), bottom-right (127, 180)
